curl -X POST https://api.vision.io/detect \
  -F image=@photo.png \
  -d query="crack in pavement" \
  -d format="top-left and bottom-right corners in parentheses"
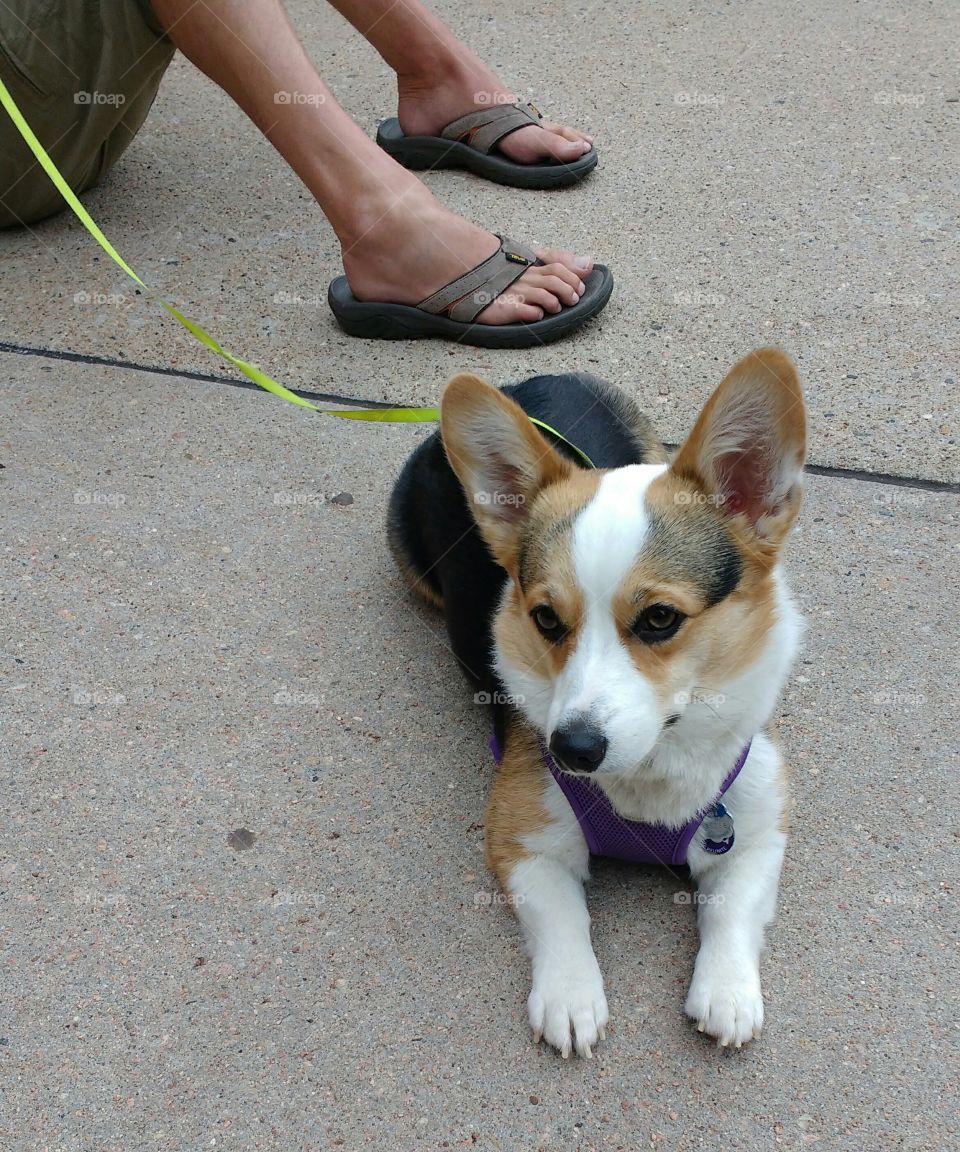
top-left (2, 341), bottom-right (957, 495)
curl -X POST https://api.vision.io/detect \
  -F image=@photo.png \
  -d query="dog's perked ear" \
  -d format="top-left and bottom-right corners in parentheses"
top-left (671, 348), bottom-right (807, 556)
top-left (440, 372), bottom-right (573, 567)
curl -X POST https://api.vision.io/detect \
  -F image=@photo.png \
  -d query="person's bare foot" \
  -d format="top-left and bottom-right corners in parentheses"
top-left (396, 60), bottom-right (593, 166)
top-left (341, 181), bottom-right (593, 325)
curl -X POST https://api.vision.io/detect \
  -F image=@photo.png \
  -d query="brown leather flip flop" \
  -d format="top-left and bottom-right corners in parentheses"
top-left (376, 102), bottom-right (597, 189)
top-left (328, 235), bottom-right (613, 348)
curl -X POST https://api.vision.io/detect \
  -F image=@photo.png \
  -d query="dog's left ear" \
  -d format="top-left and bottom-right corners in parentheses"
top-left (441, 373), bottom-right (573, 566)
top-left (671, 348), bottom-right (806, 552)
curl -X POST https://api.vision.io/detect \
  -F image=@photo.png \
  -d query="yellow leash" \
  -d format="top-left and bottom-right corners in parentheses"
top-left (0, 75), bottom-right (594, 467)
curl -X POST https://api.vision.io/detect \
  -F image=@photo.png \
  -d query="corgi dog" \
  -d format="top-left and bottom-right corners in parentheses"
top-left (388, 349), bottom-right (806, 1058)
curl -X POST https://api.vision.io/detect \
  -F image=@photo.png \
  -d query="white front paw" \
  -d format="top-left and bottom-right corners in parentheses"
top-left (528, 958), bottom-right (609, 1059)
top-left (685, 959), bottom-right (764, 1048)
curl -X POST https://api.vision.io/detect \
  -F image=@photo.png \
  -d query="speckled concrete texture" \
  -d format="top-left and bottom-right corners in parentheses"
top-left (1, 1), bottom-right (958, 1149)
top-left (0, 0), bottom-right (957, 478)
top-left (2, 356), bottom-right (957, 1152)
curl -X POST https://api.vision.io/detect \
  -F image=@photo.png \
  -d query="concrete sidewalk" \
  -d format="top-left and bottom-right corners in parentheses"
top-left (2, 0), bottom-right (957, 480)
top-left (1, 2), bottom-right (957, 1150)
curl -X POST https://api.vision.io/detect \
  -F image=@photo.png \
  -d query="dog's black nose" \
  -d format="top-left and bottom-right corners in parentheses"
top-left (549, 722), bottom-right (608, 773)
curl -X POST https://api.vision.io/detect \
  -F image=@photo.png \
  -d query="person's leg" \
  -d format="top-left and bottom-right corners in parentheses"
top-left (149, 0), bottom-right (592, 325)
top-left (0, 0), bottom-right (174, 228)
top-left (326, 0), bottom-right (593, 165)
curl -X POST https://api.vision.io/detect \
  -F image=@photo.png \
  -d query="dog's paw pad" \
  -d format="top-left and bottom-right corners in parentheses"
top-left (528, 963), bottom-right (609, 1059)
top-left (685, 971), bottom-right (764, 1048)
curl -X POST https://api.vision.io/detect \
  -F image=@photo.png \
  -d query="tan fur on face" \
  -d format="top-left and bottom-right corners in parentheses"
top-left (494, 457), bottom-right (785, 725)
top-left (674, 573), bottom-right (779, 688)
top-left (592, 349), bottom-right (806, 710)
top-left (599, 578), bottom-right (778, 715)
top-left (515, 469), bottom-right (604, 590)
top-left (496, 469), bottom-right (604, 684)
top-left (596, 470), bottom-right (782, 716)
top-left (495, 578), bottom-right (583, 687)
top-left (628, 467), bottom-right (778, 683)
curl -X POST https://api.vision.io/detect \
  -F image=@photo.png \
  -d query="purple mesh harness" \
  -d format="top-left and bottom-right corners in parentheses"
top-left (490, 734), bottom-right (751, 867)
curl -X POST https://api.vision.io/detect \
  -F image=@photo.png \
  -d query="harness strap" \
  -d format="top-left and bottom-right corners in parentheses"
top-left (491, 733), bottom-right (752, 866)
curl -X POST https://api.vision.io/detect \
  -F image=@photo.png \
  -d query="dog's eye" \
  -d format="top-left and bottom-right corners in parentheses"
top-left (632, 604), bottom-right (684, 643)
top-left (532, 605), bottom-right (565, 640)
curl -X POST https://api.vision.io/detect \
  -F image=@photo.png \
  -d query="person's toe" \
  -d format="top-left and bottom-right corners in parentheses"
top-left (535, 249), bottom-right (594, 279)
top-left (542, 120), bottom-right (594, 146)
top-left (529, 270), bottom-right (583, 307)
top-left (474, 243), bottom-right (595, 325)
top-left (544, 132), bottom-right (593, 161)
top-left (499, 123), bottom-right (592, 164)
top-left (476, 297), bottom-right (543, 324)
top-left (520, 286), bottom-right (564, 314)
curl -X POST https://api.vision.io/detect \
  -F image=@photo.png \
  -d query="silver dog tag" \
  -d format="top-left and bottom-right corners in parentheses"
top-left (701, 801), bottom-right (735, 854)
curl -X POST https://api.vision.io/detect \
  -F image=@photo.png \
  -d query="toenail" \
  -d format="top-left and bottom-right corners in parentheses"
top-left (578, 281), bottom-right (586, 294)
top-left (575, 257), bottom-right (590, 271)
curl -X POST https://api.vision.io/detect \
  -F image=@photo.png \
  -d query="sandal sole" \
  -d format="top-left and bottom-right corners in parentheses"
top-left (376, 118), bottom-right (598, 189)
top-left (327, 265), bottom-right (613, 349)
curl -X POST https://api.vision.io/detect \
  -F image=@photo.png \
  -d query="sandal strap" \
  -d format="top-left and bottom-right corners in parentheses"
top-left (439, 101), bottom-right (543, 155)
top-left (417, 235), bottom-right (540, 324)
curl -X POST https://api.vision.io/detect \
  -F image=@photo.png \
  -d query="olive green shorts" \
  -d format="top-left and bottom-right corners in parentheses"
top-left (0, 0), bottom-right (175, 228)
